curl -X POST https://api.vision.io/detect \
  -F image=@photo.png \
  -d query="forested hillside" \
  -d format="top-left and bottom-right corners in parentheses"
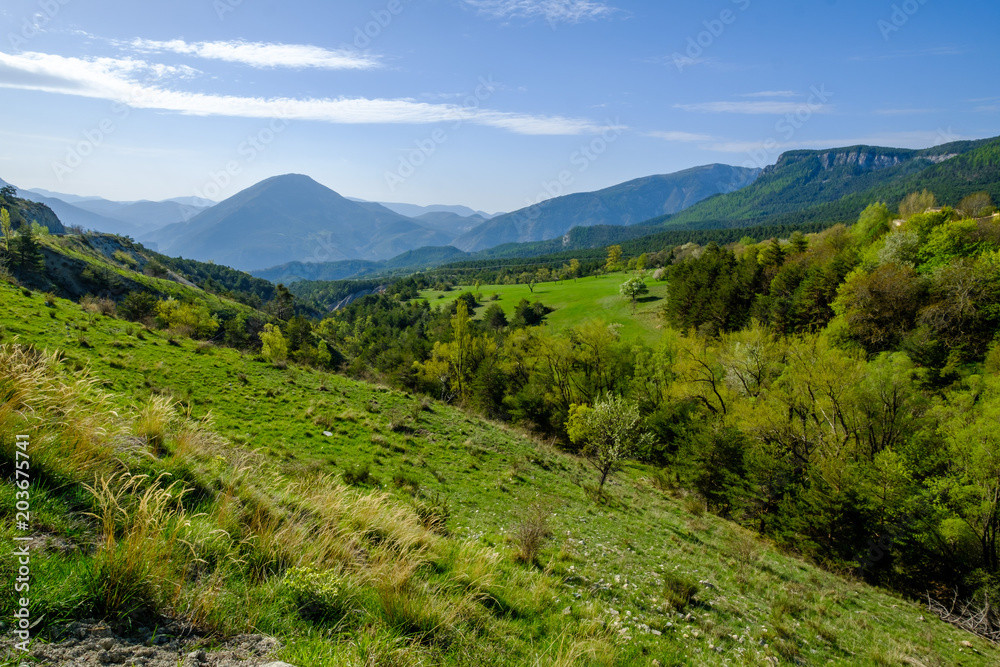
top-left (662, 138), bottom-right (999, 229)
top-left (298, 194), bottom-right (1000, 627)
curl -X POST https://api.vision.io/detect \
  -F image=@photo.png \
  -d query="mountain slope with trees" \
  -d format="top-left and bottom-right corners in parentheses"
top-left (661, 138), bottom-right (997, 229)
top-left (453, 164), bottom-right (761, 252)
top-left (2, 272), bottom-right (998, 665)
top-left (0, 182), bottom-right (65, 234)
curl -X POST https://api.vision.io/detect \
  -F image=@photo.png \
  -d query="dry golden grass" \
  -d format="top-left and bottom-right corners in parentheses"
top-left (0, 341), bottom-right (495, 651)
top-left (133, 394), bottom-right (175, 455)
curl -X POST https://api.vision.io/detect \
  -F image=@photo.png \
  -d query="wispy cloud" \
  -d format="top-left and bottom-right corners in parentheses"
top-left (648, 130), bottom-right (715, 142)
top-left (126, 39), bottom-right (380, 70)
top-left (974, 105), bottom-right (1000, 113)
top-left (675, 100), bottom-right (833, 115)
top-left (462, 0), bottom-right (618, 24)
top-left (0, 51), bottom-right (605, 135)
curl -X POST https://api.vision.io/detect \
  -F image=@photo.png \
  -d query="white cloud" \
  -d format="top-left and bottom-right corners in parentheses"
top-left (0, 51), bottom-right (604, 135)
top-left (462, 0), bottom-right (617, 23)
top-left (128, 39), bottom-right (380, 70)
top-left (648, 131), bottom-right (714, 142)
top-left (675, 100), bottom-right (833, 115)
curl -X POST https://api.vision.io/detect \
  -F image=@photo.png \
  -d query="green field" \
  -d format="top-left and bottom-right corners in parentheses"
top-left (3, 280), bottom-right (999, 665)
top-left (419, 272), bottom-right (668, 342)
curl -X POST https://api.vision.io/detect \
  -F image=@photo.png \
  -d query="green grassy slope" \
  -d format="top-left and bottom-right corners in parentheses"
top-left (418, 273), bottom-right (669, 344)
top-left (3, 281), bottom-right (998, 665)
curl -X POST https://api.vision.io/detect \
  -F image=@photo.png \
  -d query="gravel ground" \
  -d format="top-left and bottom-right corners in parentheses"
top-left (3, 619), bottom-right (296, 667)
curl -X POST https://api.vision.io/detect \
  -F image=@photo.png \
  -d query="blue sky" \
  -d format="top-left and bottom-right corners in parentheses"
top-left (0, 0), bottom-right (997, 212)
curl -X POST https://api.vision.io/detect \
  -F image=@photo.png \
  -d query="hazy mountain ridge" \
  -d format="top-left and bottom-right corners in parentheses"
top-left (71, 198), bottom-right (209, 229)
top-left (8, 185), bottom-right (214, 236)
top-left (452, 164), bottom-right (761, 252)
top-left (347, 199), bottom-right (499, 220)
top-left (0, 178), bottom-right (65, 234)
top-left (253, 246), bottom-right (469, 284)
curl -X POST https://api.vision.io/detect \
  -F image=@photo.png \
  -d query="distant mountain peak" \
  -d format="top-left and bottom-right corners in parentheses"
top-left (143, 174), bottom-right (455, 272)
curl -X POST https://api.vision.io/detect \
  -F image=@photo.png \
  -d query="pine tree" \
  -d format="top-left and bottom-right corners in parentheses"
top-left (11, 222), bottom-right (44, 273)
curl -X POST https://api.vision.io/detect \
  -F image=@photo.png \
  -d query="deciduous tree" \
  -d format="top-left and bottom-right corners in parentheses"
top-left (0, 208), bottom-right (11, 254)
top-left (605, 245), bottom-right (623, 272)
top-left (567, 394), bottom-right (653, 496)
top-left (956, 191), bottom-right (995, 219)
top-left (899, 190), bottom-right (937, 219)
top-left (259, 323), bottom-right (288, 364)
top-left (619, 276), bottom-right (648, 313)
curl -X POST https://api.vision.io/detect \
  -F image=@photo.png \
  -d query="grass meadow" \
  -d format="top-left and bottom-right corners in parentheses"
top-left (1, 281), bottom-right (998, 665)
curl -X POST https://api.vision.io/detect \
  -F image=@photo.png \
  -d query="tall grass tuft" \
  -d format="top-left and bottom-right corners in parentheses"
top-left (0, 343), bottom-right (114, 482)
top-left (133, 394), bottom-right (176, 455)
top-left (82, 472), bottom-right (192, 619)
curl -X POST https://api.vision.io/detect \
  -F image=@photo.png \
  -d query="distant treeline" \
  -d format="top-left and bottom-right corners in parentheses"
top-left (292, 220), bottom-right (838, 312)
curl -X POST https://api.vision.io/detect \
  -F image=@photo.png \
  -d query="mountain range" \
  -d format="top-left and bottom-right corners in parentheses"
top-left (452, 164), bottom-right (761, 252)
top-left (141, 164), bottom-right (757, 272)
top-left (0, 181), bottom-right (215, 237)
top-left (6, 135), bottom-right (999, 279)
top-left (347, 199), bottom-right (500, 220)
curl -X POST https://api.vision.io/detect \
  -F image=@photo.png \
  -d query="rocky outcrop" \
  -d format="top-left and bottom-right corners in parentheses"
top-left (9, 619), bottom-right (291, 666)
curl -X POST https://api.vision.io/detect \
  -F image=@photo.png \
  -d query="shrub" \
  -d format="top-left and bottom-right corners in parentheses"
top-left (392, 470), bottom-right (420, 495)
top-left (661, 573), bottom-right (698, 611)
top-left (119, 291), bottom-right (158, 322)
top-left (729, 528), bottom-right (762, 569)
top-left (343, 463), bottom-right (376, 487)
top-left (144, 260), bottom-right (168, 278)
top-left (650, 468), bottom-right (674, 493)
top-left (683, 493), bottom-right (706, 517)
top-left (511, 504), bottom-right (551, 565)
top-left (259, 323), bottom-right (288, 364)
top-left (155, 298), bottom-right (219, 339)
top-left (284, 567), bottom-right (360, 623)
top-left (81, 294), bottom-right (117, 317)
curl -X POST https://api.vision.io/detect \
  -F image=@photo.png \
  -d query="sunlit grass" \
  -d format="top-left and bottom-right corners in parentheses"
top-left (2, 281), bottom-right (999, 665)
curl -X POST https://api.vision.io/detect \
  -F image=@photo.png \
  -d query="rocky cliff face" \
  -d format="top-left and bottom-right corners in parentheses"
top-left (816, 150), bottom-right (907, 170)
top-left (762, 146), bottom-right (917, 177)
